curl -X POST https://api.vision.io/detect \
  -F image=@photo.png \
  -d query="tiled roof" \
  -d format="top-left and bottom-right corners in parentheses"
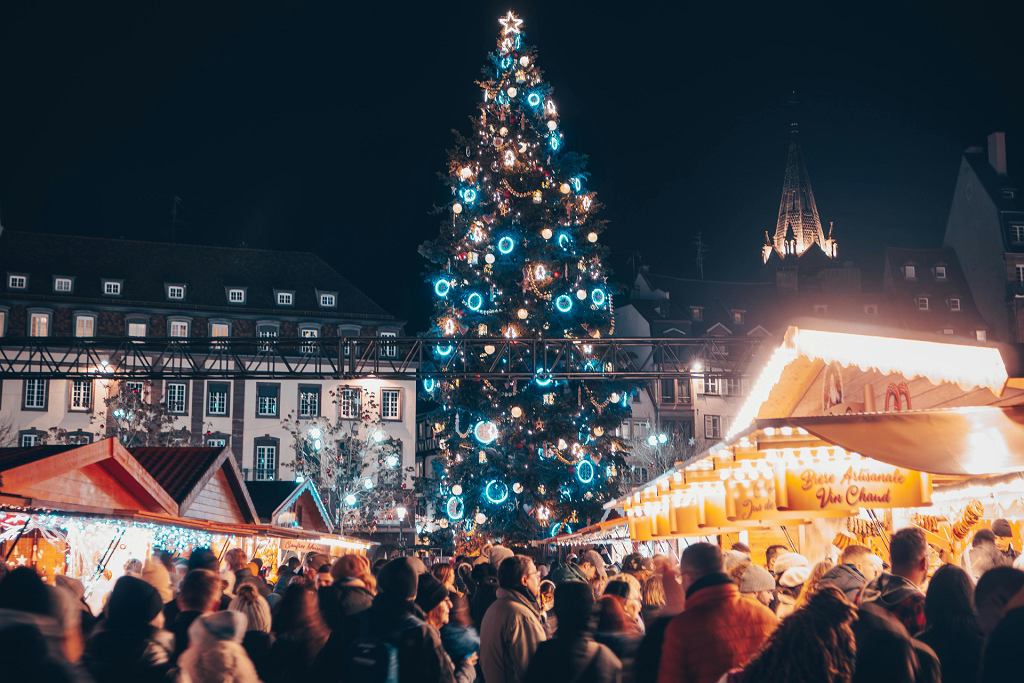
top-left (0, 445), bottom-right (79, 473)
top-left (0, 230), bottom-right (395, 321)
top-left (130, 447), bottom-right (224, 504)
top-left (246, 481), bottom-right (301, 521)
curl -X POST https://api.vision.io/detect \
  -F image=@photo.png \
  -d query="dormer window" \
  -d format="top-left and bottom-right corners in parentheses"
top-left (933, 265), bottom-right (947, 281)
top-left (276, 291), bottom-right (294, 306)
top-left (103, 280), bottom-right (122, 296)
top-left (319, 292), bottom-right (337, 308)
top-left (689, 306), bottom-right (703, 321)
top-left (916, 297), bottom-right (930, 311)
top-left (1011, 224), bottom-right (1024, 245)
top-left (227, 288), bottom-right (246, 304)
top-left (903, 264), bottom-right (916, 281)
top-left (167, 284), bottom-right (186, 301)
top-left (731, 310), bottom-right (745, 325)
top-left (7, 274), bottom-right (27, 289)
top-left (949, 297), bottom-right (961, 312)
top-left (53, 277), bottom-right (73, 293)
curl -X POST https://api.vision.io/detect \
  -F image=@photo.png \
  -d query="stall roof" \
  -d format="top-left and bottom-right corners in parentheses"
top-left (247, 480), bottom-right (334, 533)
top-left (771, 406), bottom-right (1024, 476)
top-left (729, 323), bottom-right (1012, 440)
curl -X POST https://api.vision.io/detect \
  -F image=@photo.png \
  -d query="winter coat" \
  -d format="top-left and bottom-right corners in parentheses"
top-left (656, 575), bottom-right (777, 683)
top-left (479, 588), bottom-right (547, 683)
top-left (178, 611), bottom-right (260, 683)
top-left (864, 573), bottom-right (926, 637)
top-left (81, 623), bottom-right (174, 683)
top-left (469, 577), bottom-right (498, 630)
top-left (917, 621), bottom-right (983, 683)
top-left (524, 637), bottom-right (622, 683)
top-left (441, 621), bottom-right (481, 662)
top-left (633, 615), bottom-right (672, 683)
top-left (241, 630), bottom-right (274, 681)
top-left (819, 563), bottom-right (869, 603)
top-left (549, 562), bottom-right (590, 586)
top-left (852, 604), bottom-right (940, 683)
top-left (318, 580), bottom-right (374, 632)
top-left (169, 610), bottom-right (203, 662)
top-left (980, 606), bottom-right (1024, 683)
top-left (313, 593), bottom-right (456, 683)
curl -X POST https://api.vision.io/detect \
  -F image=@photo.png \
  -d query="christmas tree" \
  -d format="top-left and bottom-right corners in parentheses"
top-left (419, 11), bottom-right (636, 544)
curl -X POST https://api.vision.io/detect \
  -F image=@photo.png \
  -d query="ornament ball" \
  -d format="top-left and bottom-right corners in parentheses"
top-left (587, 232), bottom-right (598, 243)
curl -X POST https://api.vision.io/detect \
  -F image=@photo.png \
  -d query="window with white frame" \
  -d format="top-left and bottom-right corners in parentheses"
top-left (103, 280), bottom-right (122, 296)
top-left (165, 382), bottom-right (187, 414)
top-left (659, 379), bottom-right (676, 403)
top-left (54, 277), bottom-right (73, 293)
top-left (70, 379), bottom-right (92, 411)
top-left (704, 414), bottom-right (722, 439)
top-left (1011, 224), bottom-right (1024, 244)
top-left (169, 320), bottom-right (190, 337)
top-left (256, 383), bottom-right (280, 417)
top-left (903, 264), bottom-right (916, 280)
top-left (339, 387), bottom-right (361, 418)
top-left (723, 377), bottom-right (743, 396)
top-left (19, 431), bottom-right (41, 447)
top-left (255, 442), bottom-right (278, 481)
top-left (300, 327), bottom-right (319, 354)
top-left (298, 385), bottom-right (321, 418)
top-left (167, 284), bottom-right (186, 300)
top-left (66, 430), bottom-right (93, 445)
top-left (690, 306), bottom-right (703, 321)
top-left (276, 291), bottom-right (294, 306)
top-left (210, 322), bottom-right (230, 338)
top-left (23, 379), bottom-right (47, 410)
top-left (74, 314), bottom-right (95, 338)
top-left (127, 320), bottom-right (147, 337)
top-left (977, 330), bottom-right (988, 341)
top-left (8, 274), bottom-right (27, 289)
top-left (732, 310), bottom-right (745, 325)
top-left (949, 298), bottom-right (961, 312)
top-left (701, 376), bottom-right (721, 395)
top-left (227, 288), bottom-right (245, 304)
top-left (380, 331), bottom-right (398, 358)
top-left (206, 436), bottom-right (228, 447)
top-left (207, 382), bottom-right (230, 416)
top-left (124, 380), bottom-right (145, 397)
top-left (29, 312), bottom-right (50, 337)
top-left (933, 265), bottom-right (947, 280)
top-left (320, 293), bottom-right (337, 308)
top-left (0, 309), bottom-right (6, 337)
top-left (916, 297), bottom-right (930, 311)
top-left (1016, 264), bottom-right (1024, 284)
top-left (381, 388), bottom-right (401, 420)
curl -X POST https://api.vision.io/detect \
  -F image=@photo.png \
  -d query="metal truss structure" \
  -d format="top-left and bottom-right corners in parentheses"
top-left (0, 336), bottom-right (765, 380)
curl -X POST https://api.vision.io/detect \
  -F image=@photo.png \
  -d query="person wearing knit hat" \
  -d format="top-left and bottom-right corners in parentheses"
top-left (228, 584), bottom-right (273, 680)
top-left (142, 556), bottom-right (174, 603)
top-left (81, 576), bottom-right (174, 682)
top-left (416, 572), bottom-right (452, 617)
top-left (993, 518), bottom-right (1020, 560)
top-left (771, 552), bottom-right (809, 577)
top-left (738, 564), bottom-right (777, 608)
top-left (489, 545), bottom-right (514, 569)
top-left (178, 611), bottom-right (259, 683)
top-left (776, 566), bottom-right (811, 618)
top-left (377, 557), bottom-right (419, 601)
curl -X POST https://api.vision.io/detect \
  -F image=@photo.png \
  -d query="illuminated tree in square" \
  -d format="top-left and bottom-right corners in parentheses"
top-left (419, 12), bottom-right (636, 543)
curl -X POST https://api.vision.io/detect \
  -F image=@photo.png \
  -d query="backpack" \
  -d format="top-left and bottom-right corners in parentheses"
top-left (343, 612), bottom-right (423, 683)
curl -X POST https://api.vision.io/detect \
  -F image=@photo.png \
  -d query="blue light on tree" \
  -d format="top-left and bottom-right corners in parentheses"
top-left (549, 522), bottom-right (573, 537)
top-left (570, 176), bottom-right (583, 192)
top-left (422, 378), bottom-right (436, 393)
top-left (591, 287), bottom-right (607, 307)
top-left (434, 279), bottom-right (452, 298)
top-left (473, 420), bottom-right (499, 445)
top-left (499, 56), bottom-right (513, 70)
top-left (435, 343), bottom-right (455, 357)
top-left (461, 187), bottom-right (478, 203)
top-left (555, 294), bottom-right (573, 313)
top-left (534, 368), bottom-right (553, 387)
top-left (557, 231), bottom-right (573, 250)
top-left (465, 291), bottom-right (484, 311)
top-left (497, 235), bottom-right (515, 254)
top-left (446, 496), bottom-right (465, 520)
top-left (484, 480), bottom-right (510, 505)
top-left (527, 92), bottom-right (542, 107)
top-left (549, 131), bottom-right (563, 151)
top-left (575, 459), bottom-right (596, 484)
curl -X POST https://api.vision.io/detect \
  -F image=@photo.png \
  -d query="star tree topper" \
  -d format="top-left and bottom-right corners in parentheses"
top-left (499, 11), bottom-right (523, 36)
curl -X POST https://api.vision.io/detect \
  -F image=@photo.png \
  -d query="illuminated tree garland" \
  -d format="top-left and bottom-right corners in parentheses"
top-left (418, 12), bottom-right (638, 544)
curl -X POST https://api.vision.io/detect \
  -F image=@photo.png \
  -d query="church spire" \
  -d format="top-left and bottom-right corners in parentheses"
top-left (761, 96), bottom-right (836, 263)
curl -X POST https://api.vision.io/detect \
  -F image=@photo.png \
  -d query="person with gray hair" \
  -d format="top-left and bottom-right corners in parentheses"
top-left (656, 543), bottom-right (776, 683)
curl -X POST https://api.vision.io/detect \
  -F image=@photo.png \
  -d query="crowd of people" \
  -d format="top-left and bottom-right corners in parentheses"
top-left (1, 526), bottom-right (1024, 682)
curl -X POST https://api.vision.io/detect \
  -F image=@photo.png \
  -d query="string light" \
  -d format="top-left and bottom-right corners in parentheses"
top-left (497, 236), bottom-right (515, 254)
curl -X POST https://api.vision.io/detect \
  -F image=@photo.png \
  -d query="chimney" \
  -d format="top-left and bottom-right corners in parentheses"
top-left (988, 132), bottom-right (1007, 176)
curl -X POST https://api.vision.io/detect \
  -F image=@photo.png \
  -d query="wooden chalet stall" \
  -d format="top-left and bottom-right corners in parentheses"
top-left (610, 324), bottom-right (1024, 564)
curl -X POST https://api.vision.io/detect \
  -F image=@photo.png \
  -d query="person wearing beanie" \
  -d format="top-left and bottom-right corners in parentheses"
top-left (82, 575), bottom-right (174, 683)
top-left (142, 555), bottom-right (174, 603)
top-left (770, 552), bottom-right (808, 577)
top-left (489, 545), bottom-right (514, 569)
top-left (319, 554), bottom-right (375, 639)
top-left (737, 563), bottom-right (777, 608)
top-left (315, 557), bottom-right (457, 683)
top-left (993, 518), bottom-right (1020, 561)
top-left (776, 566), bottom-right (810, 618)
top-left (228, 583), bottom-right (274, 680)
top-left (178, 610), bottom-right (260, 683)
top-left (418, 573), bottom-right (478, 683)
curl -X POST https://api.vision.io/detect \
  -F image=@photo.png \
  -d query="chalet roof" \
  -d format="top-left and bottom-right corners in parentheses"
top-left (0, 230), bottom-right (396, 322)
top-left (130, 446), bottom-right (258, 523)
top-left (246, 481), bottom-right (302, 521)
top-left (0, 445), bottom-right (80, 473)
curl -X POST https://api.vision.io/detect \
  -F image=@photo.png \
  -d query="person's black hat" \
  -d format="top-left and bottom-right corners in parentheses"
top-left (992, 519), bottom-right (1014, 538)
top-left (378, 558), bottom-right (417, 600)
top-left (415, 573), bottom-right (449, 613)
top-left (106, 575), bottom-right (162, 626)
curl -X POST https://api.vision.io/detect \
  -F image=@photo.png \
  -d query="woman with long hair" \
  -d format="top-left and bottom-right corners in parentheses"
top-left (917, 564), bottom-right (983, 683)
top-left (796, 558), bottom-right (835, 607)
top-left (264, 582), bottom-right (329, 683)
top-left (723, 586), bottom-right (857, 683)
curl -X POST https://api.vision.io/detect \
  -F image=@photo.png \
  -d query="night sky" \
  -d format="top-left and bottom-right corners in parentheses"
top-left (2, 2), bottom-right (1021, 331)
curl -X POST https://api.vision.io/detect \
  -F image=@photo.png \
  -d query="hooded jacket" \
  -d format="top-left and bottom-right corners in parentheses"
top-left (479, 588), bottom-right (547, 683)
top-left (178, 611), bottom-right (260, 683)
top-left (865, 573), bottom-right (926, 637)
top-left (819, 563), bottom-right (869, 603)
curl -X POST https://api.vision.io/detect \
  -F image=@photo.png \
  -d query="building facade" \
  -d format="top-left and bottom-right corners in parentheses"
top-left (944, 132), bottom-right (1024, 342)
top-left (0, 229), bottom-right (416, 489)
